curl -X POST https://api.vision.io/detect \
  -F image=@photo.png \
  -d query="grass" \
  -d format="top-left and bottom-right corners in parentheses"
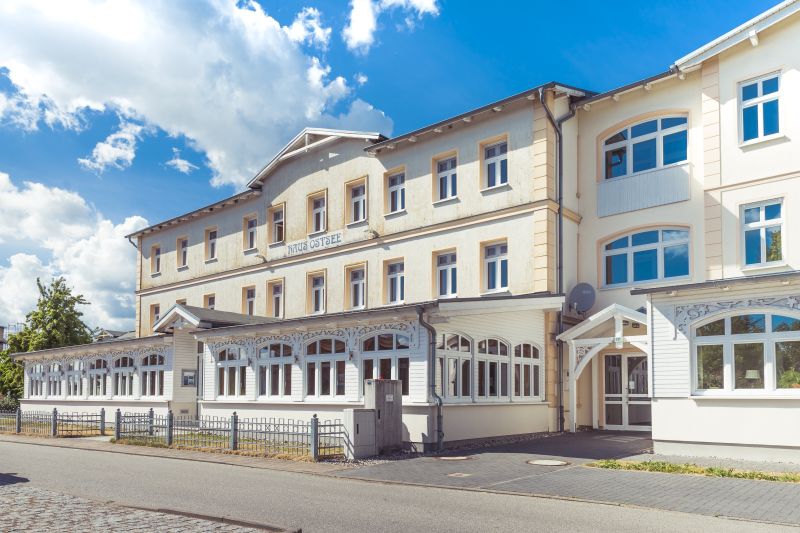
top-left (589, 459), bottom-right (800, 483)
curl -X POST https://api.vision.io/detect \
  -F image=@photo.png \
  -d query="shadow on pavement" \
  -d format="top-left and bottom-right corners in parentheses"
top-left (0, 472), bottom-right (30, 486)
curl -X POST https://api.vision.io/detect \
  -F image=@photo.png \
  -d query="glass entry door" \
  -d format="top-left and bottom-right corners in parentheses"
top-left (604, 354), bottom-right (651, 430)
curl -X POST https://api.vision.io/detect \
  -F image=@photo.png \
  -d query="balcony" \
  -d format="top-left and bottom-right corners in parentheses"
top-left (597, 163), bottom-right (690, 217)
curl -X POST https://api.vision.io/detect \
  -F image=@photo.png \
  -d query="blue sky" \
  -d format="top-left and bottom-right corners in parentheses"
top-left (0, 0), bottom-right (780, 329)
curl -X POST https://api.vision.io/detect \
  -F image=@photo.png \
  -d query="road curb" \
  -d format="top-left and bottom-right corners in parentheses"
top-left (116, 502), bottom-right (300, 532)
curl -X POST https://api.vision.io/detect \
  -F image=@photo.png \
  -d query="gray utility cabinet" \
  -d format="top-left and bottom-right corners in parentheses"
top-left (364, 379), bottom-right (403, 454)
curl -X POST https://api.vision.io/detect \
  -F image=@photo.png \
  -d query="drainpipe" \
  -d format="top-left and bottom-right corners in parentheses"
top-left (418, 306), bottom-right (443, 451)
top-left (539, 87), bottom-right (577, 433)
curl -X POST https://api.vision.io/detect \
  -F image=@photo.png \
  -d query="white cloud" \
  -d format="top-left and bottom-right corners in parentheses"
top-left (343, 0), bottom-right (439, 53)
top-left (355, 73), bottom-right (369, 86)
top-left (166, 147), bottom-right (199, 175)
top-left (0, 0), bottom-right (393, 188)
top-left (78, 121), bottom-right (144, 173)
top-left (0, 172), bottom-right (147, 330)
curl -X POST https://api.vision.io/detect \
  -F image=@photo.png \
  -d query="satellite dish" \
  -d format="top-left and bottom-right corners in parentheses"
top-left (567, 283), bottom-right (596, 314)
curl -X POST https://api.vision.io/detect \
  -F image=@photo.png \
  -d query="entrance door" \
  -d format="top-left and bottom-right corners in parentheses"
top-left (604, 354), bottom-right (651, 430)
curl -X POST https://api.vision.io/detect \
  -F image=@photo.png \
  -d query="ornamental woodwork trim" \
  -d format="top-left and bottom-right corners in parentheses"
top-left (674, 295), bottom-right (800, 335)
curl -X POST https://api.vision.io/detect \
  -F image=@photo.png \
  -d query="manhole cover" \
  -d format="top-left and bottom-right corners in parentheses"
top-left (447, 472), bottom-right (472, 477)
top-left (436, 456), bottom-right (472, 461)
top-left (527, 459), bottom-right (568, 466)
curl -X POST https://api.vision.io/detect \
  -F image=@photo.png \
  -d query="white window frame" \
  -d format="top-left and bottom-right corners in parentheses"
top-left (350, 267), bottom-right (366, 310)
top-left (513, 343), bottom-right (543, 400)
top-left (271, 282), bottom-right (283, 318)
top-left (304, 338), bottom-right (348, 399)
top-left (179, 238), bottom-right (188, 268)
top-left (435, 333), bottom-right (473, 402)
top-left (65, 360), bottom-right (83, 397)
top-left (436, 252), bottom-right (457, 298)
top-left (602, 228), bottom-right (691, 287)
top-left (739, 72), bottom-right (780, 144)
top-left (246, 217), bottom-right (257, 251)
top-left (46, 363), bottom-right (62, 397)
top-left (484, 141), bottom-right (508, 188)
top-left (206, 294), bottom-right (216, 310)
top-left (29, 364), bottom-right (46, 398)
top-left (741, 198), bottom-right (784, 268)
top-left (436, 156), bottom-right (457, 201)
top-left (207, 230), bottom-right (217, 260)
top-left (603, 115), bottom-right (688, 180)
top-left (152, 246), bottom-right (161, 274)
top-left (476, 338), bottom-right (511, 400)
top-left (311, 275), bottom-right (325, 314)
top-left (387, 261), bottom-right (405, 304)
top-left (312, 196), bottom-right (326, 234)
top-left (360, 333), bottom-right (412, 397)
top-left (271, 207), bottom-right (285, 244)
top-left (350, 183), bottom-right (366, 223)
top-left (387, 173), bottom-right (405, 214)
top-left (112, 357), bottom-right (135, 397)
top-left (483, 242), bottom-right (508, 292)
top-left (216, 347), bottom-right (247, 398)
top-left (88, 359), bottom-right (108, 397)
top-left (140, 354), bottom-right (166, 397)
top-left (244, 287), bottom-right (256, 316)
top-left (152, 304), bottom-right (160, 325)
top-left (257, 343), bottom-right (294, 398)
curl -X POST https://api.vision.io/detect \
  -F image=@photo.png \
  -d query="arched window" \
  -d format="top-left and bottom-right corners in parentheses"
top-left (257, 343), bottom-right (293, 397)
top-left (604, 116), bottom-right (688, 179)
top-left (513, 343), bottom-right (542, 399)
top-left (693, 312), bottom-right (800, 393)
top-left (476, 338), bottom-right (510, 399)
top-left (113, 356), bottom-right (135, 397)
top-left (141, 354), bottom-right (166, 397)
top-left (217, 347), bottom-right (247, 397)
top-left (603, 228), bottom-right (689, 286)
top-left (436, 333), bottom-right (472, 400)
top-left (305, 338), bottom-right (347, 398)
top-left (29, 363), bottom-right (45, 397)
top-left (66, 360), bottom-right (84, 397)
top-left (47, 363), bottom-right (62, 397)
top-left (88, 358), bottom-right (108, 397)
top-left (361, 333), bottom-right (411, 396)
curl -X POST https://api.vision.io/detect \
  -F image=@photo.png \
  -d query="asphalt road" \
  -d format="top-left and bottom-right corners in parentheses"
top-left (0, 441), bottom-right (793, 533)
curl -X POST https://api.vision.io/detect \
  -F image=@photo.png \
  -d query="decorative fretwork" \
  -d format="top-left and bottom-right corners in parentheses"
top-left (675, 295), bottom-right (800, 335)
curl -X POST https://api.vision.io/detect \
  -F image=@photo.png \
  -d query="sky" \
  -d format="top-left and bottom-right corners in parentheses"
top-left (0, 0), bottom-right (782, 331)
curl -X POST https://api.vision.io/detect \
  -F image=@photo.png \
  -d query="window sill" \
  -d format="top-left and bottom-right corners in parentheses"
top-left (204, 258), bottom-right (218, 265)
top-left (150, 272), bottom-right (161, 278)
top-left (741, 261), bottom-right (788, 273)
top-left (601, 275), bottom-right (691, 291)
top-left (433, 196), bottom-right (459, 206)
top-left (739, 132), bottom-right (787, 150)
top-left (268, 240), bottom-right (285, 248)
top-left (481, 289), bottom-right (510, 297)
top-left (346, 219), bottom-right (368, 228)
top-left (437, 294), bottom-right (458, 300)
top-left (480, 182), bottom-right (511, 194)
top-left (177, 265), bottom-right (189, 272)
top-left (307, 230), bottom-right (327, 238)
top-left (384, 209), bottom-right (407, 219)
top-left (243, 247), bottom-right (258, 255)
top-left (691, 393), bottom-right (800, 400)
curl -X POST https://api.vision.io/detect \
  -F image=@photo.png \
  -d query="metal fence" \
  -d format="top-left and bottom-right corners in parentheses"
top-left (0, 408), bottom-right (106, 437)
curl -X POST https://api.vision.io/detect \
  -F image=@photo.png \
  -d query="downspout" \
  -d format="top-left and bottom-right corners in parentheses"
top-left (539, 87), bottom-right (577, 433)
top-left (418, 306), bottom-right (443, 451)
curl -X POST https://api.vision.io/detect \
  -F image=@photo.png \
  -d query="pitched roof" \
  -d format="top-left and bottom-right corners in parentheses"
top-left (153, 304), bottom-right (277, 333)
top-left (557, 303), bottom-right (647, 342)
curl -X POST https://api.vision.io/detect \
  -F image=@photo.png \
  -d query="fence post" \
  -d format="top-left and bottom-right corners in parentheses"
top-left (51, 408), bottom-right (58, 437)
top-left (311, 414), bottom-right (319, 461)
top-left (100, 408), bottom-right (106, 436)
top-left (15, 407), bottom-right (21, 434)
top-left (166, 410), bottom-right (174, 447)
top-left (147, 408), bottom-right (154, 436)
top-left (230, 412), bottom-right (238, 451)
top-left (114, 409), bottom-right (121, 441)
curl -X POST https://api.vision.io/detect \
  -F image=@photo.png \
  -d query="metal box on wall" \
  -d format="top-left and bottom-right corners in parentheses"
top-left (364, 379), bottom-right (403, 453)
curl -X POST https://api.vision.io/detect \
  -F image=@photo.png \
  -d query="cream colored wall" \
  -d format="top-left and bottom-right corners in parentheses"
top-left (441, 403), bottom-right (552, 441)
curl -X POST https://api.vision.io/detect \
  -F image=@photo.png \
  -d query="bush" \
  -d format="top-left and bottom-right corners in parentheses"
top-left (0, 396), bottom-right (19, 411)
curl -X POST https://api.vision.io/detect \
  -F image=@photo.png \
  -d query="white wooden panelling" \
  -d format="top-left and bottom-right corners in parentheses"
top-left (598, 163), bottom-right (690, 217)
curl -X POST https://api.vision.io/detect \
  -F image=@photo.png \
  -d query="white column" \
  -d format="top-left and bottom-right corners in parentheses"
top-left (591, 357), bottom-right (599, 430)
top-left (568, 342), bottom-right (577, 433)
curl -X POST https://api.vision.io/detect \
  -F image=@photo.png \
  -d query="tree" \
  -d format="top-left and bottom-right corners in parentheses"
top-left (0, 277), bottom-right (92, 401)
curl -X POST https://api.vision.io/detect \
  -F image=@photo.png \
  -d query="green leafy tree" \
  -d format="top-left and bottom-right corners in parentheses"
top-left (0, 278), bottom-right (92, 401)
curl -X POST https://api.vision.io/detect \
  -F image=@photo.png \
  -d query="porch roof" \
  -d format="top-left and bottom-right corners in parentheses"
top-left (11, 334), bottom-right (172, 361)
top-left (153, 304), bottom-right (276, 333)
top-left (557, 303), bottom-right (647, 342)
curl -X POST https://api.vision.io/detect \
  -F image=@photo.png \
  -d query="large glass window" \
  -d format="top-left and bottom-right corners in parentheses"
top-left (476, 338), bottom-right (510, 399)
top-left (361, 333), bottom-right (411, 396)
top-left (88, 359), bottom-right (108, 397)
top-left (258, 343), bottom-right (293, 398)
top-left (740, 73), bottom-right (780, 143)
top-left (602, 228), bottom-right (689, 286)
top-left (604, 116), bottom-right (688, 179)
top-left (693, 313), bottom-right (800, 393)
top-left (305, 338), bottom-right (347, 398)
top-left (513, 343), bottom-right (542, 399)
top-left (113, 357), bottom-right (135, 397)
top-left (216, 348), bottom-right (247, 397)
top-left (29, 364), bottom-right (45, 397)
top-left (436, 333), bottom-right (472, 399)
top-left (742, 199), bottom-right (783, 267)
top-left (387, 261), bottom-right (405, 304)
top-left (140, 354), bottom-right (166, 397)
top-left (66, 361), bottom-right (83, 397)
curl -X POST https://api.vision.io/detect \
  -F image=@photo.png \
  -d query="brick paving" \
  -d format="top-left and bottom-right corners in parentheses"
top-left (0, 483), bottom-right (272, 532)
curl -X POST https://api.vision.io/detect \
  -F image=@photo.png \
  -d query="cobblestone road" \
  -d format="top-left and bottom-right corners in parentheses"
top-left (0, 483), bottom-right (269, 533)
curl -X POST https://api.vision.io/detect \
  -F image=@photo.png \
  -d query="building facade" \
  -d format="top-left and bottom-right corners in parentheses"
top-left (15, 1), bottom-right (800, 458)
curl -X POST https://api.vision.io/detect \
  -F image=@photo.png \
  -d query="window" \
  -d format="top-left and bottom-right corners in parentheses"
top-left (603, 228), bottom-right (689, 286)
top-left (361, 333), bottom-right (411, 396)
top-left (309, 274), bottom-right (325, 314)
top-left (436, 156), bottom-right (457, 201)
top-left (178, 238), bottom-right (188, 268)
top-left (476, 338), bottom-right (511, 399)
top-left (141, 354), bottom-right (165, 397)
top-left (267, 280), bottom-right (283, 318)
top-left (436, 252), bottom-right (457, 297)
top-left (269, 205), bottom-right (285, 244)
top-left (88, 359), bottom-right (108, 397)
top-left (386, 261), bottom-right (405, 304)
top-left (113, 357), bottom-right (135, 397)
top-left (244, 215), bottom-right (257, 251)
top-left (347, 180), bottom-right (367, 224)
top-left (66, 361), bottom-right (83, 397)
top-left (387, 172), bottom-right (405, 213)
top-left (46, 363), bottom-right (62, 397)
top-left (693, 313), bottom-right (800, 394)
top-left (513, 343), bottom-right (542, 398)
top-left (740, 73), bottom-right (780, 143)
top-left (436, 333), bottom-right (472, 399)
top-left (206, 228), bottom-right (217, 260)
top-left (258, 343), bottom-right (293, 398)
top-left (484, 140), bottom-right (508, 188)
top-left (150, 304), bottom-right (161, 332)
top-left (29, 364), bottom-right (45, 397)
top-left (217, 347), bottom-right (247, 397)
top-left (348, 266), bottom-right (366, 310)
top-left (151, 246), bottom-right (161, 274)
top-left (484, 242), bottom-right (508, 292)
top-left (243, 286), bottom-right (256, 316)
top-left (604, 116), bottom-right (688, 179)
top-left (204, 294), bottom-right (216, 310)
top-left (309, 193), bottom-right (326, 234)
top-left (742, 199), bottom-right (783, 267)
top-left (305, 338), bottom-right (347, 398)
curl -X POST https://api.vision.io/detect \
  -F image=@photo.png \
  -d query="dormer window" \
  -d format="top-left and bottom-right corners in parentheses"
top-left (604, 116), bottom-right (687, 179)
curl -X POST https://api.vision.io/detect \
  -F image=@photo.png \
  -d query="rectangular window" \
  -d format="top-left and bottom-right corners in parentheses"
top-left (349, 267), bottom-right (366, 309)
top-left (206, 229), bottom-right (217, 260)
top-left (178, 238), bottom-right (188, 268)
top-left (204, 294), bottom-right (215, 310)
top-left (436, 156), bottom-right (457, 201)
top-left (310, 274), bottom-right (325, 314)
top-left (484, 141), bottom-right (508, 188)
top-left (387, 172), bottom-right (405, 213)
top-left (244, 287), bottom-right (255, 316)
top-left (363, 359), bottom-right (374, 394)
top-left (696, 344), bottom-right (724, 390)
top-left (348, 180), bottom-right (367, 224)
top-left (484, 242), bottom-right (508, 292)
top-left (151, 304), bottom-right (160, 328)
top-left (734, 343), bottom-right (765, 390)
top-left (740, 73), bottom-right (780, 143)
top-left (151, 246), bottom-right (161, 274)
top-left (398, 357), bottom-right (409, 396)
top-left (436, 252), bottom-right (457, 297)
top-left (268, 280), bottom-right (283, 318)
top-left (742, 199), bottom-right (783, 267)
top-left (269, 205), bottom-right (285, 244)
top-left (336, 360), bottom-right (346, 396)
top-left (387, 261), bottom-right (404, 304)
top-left (244, 216), bottom-right (257, 250)
top-left (309, 193), bottom-right (326, 234)
top-left (306, 362), bottom-right (316, 396)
